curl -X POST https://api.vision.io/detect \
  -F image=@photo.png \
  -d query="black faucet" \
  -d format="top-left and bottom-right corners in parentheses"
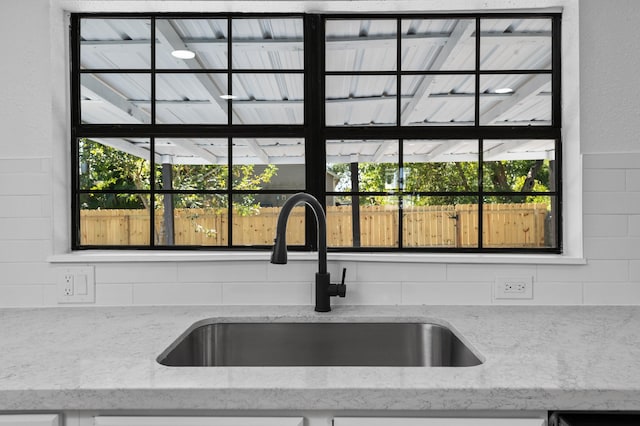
top-left (271, 193), bottom-right (346, 312)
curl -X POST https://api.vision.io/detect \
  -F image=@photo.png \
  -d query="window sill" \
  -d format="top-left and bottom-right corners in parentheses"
top-left (48, 250), bottom-right (586, 265)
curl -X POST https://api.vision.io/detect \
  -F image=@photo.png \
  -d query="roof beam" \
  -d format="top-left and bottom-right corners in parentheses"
top-left (169, 140), bottom-right (219, 164)
top-left (372, 141), bottom-right (398, 163)
top-left (154, 20), bottom-right (228, 114)
top-left (81, 31), bottom-right (550, 55)
top-left (155, 20), bottom-right (271, 163)
top-left (424, 141), bottom-right (463, 162)
top-left (401, 20), bottom-right (476, 125)
top-left (479, 73), bottom-right (550, 125)
top-left (81, 74), bottom-right (150, 124)
top-left (91, 138), bottom-right (160, 163)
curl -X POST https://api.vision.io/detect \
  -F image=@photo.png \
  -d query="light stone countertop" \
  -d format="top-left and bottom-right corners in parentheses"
top-left (0, 304), bottom-right (639, 411)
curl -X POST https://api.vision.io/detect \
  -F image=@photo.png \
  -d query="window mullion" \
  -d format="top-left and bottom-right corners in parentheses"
top-left (305, 14), bottom-right (325, 251)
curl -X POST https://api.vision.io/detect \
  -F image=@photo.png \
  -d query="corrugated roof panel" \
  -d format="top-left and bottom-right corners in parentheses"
top-left (78, 16), bottom-right (558, 162)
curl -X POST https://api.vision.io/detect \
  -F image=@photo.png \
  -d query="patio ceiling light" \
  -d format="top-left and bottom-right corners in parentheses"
top-left (171, 49), bottom-right (196, 60)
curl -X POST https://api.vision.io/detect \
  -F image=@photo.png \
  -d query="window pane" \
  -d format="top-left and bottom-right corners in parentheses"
top-left (326, 140), bottom-right (399, 192)
top-left (155, 73), bottom-right (228, 124)
top-left (81, 73), bottom-right (151, 124)
top-left (79, 193), bottom-right (150, 246)
top-left (401, 74), bottom-right (475, 126)
top-left (482, 196), bottom-right (555, 248)
top-left (79, 138), bottom-right (150, 190)
top-left (232, 138), bottom-right (304, 189)
top-left (326, 196), bottom-right (399, 248)
top-left (232, 194), bottom-right (305, 246)
top-left (403, 196), bottom-right (478, 248)
top-left (403, 140), bottom-right (478, 192)
top-left (232, 18), bottom-right (304, 70)
top-left (231, 73), bottom-right (303, 124)
top-left (326, 75), bottom-right (397, 126)
top-left (155, 194), bottom-right (228, 246)
top-left (155, 164), bottom-right (228, 191)
top-left (479, 74), bottom-right (551, 125)
top-left (80, 18), bottom-right (151, 69)
top-left (326, 19), bottom-right (397, 72)
top-left (401, 19), bottom-right (475, 71)
top-left (483, 140), bottom-right (556, 193)
top-left (155, 19), bottom-right (228, 69)
top-left (480, 18), bottom-right (552, 70)
top-left (154, 138), bottom-right (228, 184)
top-left (232, 137), bottom-right (304, 167)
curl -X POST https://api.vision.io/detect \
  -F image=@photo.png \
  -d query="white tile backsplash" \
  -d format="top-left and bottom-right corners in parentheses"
top-left (0, 196), bottom-right (48, 218)
top-left (133, 283), bottom-right (222, 306)
top-left (332, 282), bottom-right (402, 306)
top-left (0, 173), bottom-right (52, 196)
top-left (537, 260), bottom-right (629, 282)
top-left (584, 238), bottom-right (640, 260)
top-left (0, 218), bottom-right (51, 240)
top-left (0, 263), bottom-right (55, 285)
top-left (584, 215), bottom-right (628, 237)
top-left (583, 153), bottom-right (640, 169)
top-left (628, 216), bottom-right (640, 237)
top-left (222, 282), bottom-right (312, 305)
top-left (0, 240), bottom-right (50, 264)
top-left (627, 170), bottom-right (640, 192)
top-left (583, 191), bottom-right (640, 214)
top-left (2, 1), bottom-right (640, 308)
top-left (356, 262), bottom-right (446, 282)
top-left (583, 282), bottom-right (640, 305)
top-left (0, 285), bottom-right (43, 307)
top-left (446, 264), bottom-right (536, 282)
top-left (267, 261), bottom-right (317, 282)
top-left (178, 262), bottom-right (267, 283)
top-left (96, 263), bottom-right (178, 284)
top-left (95, 284), bottom-right (133, 306)
top-left (628, 261), bottom-right (640, 282)
top-left (583, 169), bottom-right (626, 192)
top-left (0, 159), bottom-right (47, 174)
top-left (402, 282), bottom-right (492, 305)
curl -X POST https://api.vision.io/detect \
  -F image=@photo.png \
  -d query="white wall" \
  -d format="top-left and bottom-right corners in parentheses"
top-left (0, 0), bottom-right (638, 307)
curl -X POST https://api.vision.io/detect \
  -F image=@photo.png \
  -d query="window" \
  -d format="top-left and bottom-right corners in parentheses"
top-left (71, 12), bottom-right (561, 253)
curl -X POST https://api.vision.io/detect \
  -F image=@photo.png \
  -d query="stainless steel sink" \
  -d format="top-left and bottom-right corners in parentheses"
top-left (157, 322), bottom-right (482, 367)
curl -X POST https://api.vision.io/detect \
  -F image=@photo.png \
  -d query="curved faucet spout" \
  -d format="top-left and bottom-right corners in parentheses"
top-left (270, 193), bottom-right (327, 275)
top-left (271, 193), bottom-right (344, 312)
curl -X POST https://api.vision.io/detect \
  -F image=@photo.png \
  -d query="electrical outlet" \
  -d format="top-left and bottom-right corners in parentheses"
top-left (494, 276), bottom-right (533, 300)
top-left (57, 266), bottom-right (95, 304)
top-left (63, 274), bottom-right (74, 296)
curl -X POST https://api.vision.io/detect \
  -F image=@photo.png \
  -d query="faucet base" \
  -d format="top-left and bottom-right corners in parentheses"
top-left (315, 272), bottom-right (332, 312)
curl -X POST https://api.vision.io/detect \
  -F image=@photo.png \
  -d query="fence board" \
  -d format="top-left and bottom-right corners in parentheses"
top-left (80, 203), bottom-right (548, 248)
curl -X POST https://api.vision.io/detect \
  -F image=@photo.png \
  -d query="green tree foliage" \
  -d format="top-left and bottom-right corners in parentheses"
top-left (79, 138), bottom-right (277, 214)
top-left (327, 158), bottom-right (550, 206)
top-left (79, 139), bottom-right (151, 209)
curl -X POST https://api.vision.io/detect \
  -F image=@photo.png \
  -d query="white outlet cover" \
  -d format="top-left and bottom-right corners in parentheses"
top-left (56, 266), bottom-right (95, 304)
top-left (494, 275), bottom-right (533, 300)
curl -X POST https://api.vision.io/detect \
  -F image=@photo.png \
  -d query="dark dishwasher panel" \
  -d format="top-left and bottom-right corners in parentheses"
top-left (550, 412), bottom-right (640, 426)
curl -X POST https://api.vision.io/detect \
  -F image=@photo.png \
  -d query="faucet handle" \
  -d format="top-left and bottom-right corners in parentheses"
top-left (328, 268), bottom-right (347, 298)
top-left (337, 267), bottom-right (347, 297)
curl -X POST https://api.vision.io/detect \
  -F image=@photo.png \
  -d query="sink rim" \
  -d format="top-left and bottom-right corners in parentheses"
top-left (156, 318), bottom-right (485, 367)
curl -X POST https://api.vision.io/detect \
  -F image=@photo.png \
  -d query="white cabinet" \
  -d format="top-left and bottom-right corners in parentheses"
top-left (0, 414), bottom-right (59, 426)
top-left (334, 417), bottom-right (546, 426)
top-left (93, 417), bottom-right (304, 426)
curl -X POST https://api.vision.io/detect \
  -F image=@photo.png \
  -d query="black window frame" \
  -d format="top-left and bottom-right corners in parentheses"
top-left (70, 11), bottom-right (562, 254)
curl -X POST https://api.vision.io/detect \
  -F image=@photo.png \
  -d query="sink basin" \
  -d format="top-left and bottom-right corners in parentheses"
top-left (157, 321), bottom-right (482, 367)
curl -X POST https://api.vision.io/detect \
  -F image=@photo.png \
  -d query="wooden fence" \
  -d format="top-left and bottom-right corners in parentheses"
top-left (80, 203), bottom-right (549, 248)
